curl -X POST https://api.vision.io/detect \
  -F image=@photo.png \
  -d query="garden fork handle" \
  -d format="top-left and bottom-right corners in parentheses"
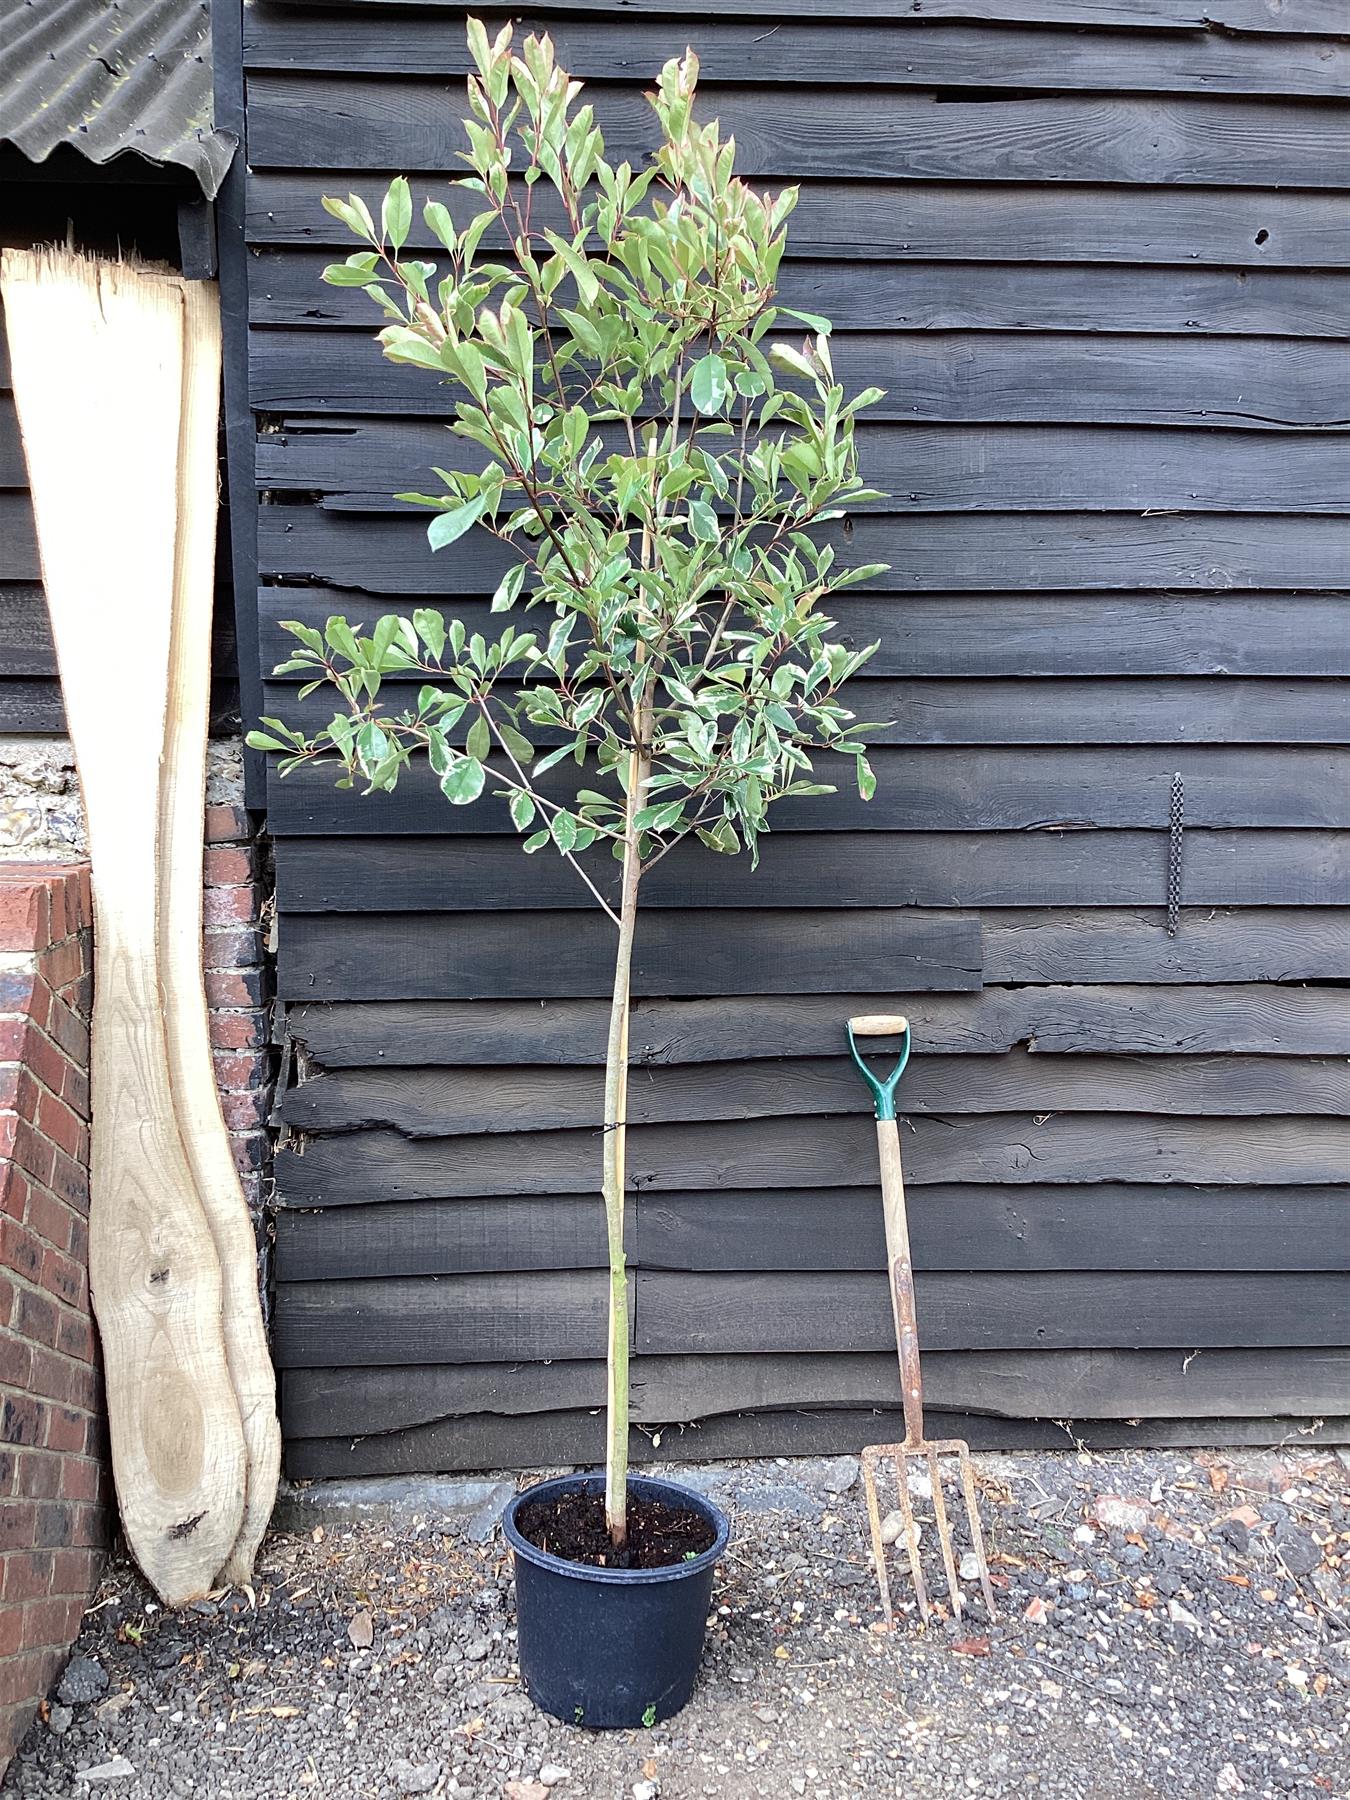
top-left (876, 1116), bottom-right (926, 1451)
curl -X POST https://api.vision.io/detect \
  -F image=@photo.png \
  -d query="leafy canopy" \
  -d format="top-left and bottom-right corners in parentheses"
top-left (249, 21), bottom-right (888, 902)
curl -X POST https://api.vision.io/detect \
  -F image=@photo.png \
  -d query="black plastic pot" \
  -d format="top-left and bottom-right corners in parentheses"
top-left (502, 1472), bottom-right (730, 1729)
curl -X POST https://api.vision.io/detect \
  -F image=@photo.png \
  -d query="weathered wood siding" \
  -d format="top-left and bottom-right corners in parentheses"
top-left (234, 0), bottom-right (1350, 1473)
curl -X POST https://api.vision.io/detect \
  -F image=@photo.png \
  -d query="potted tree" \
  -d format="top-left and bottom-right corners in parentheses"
top-left (249, 20), bottom-right (886, 1729)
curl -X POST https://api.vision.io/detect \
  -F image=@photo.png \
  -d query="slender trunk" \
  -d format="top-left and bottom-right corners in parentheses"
top-left (603, 746), bottom-right (649, 1548)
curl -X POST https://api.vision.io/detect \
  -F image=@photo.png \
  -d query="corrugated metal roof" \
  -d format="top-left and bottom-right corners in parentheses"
top-left (0, 0), bottom-right (235, 198)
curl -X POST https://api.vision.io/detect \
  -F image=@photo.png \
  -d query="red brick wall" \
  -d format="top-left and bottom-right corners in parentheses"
top-left (0, 815), bottom-right (274, 1770)
top-left (0, 865), bottom-right (103, 1766)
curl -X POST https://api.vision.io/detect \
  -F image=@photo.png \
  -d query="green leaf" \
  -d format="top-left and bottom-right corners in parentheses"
top-left (440, 755), bottom-right (486, 805)
top-left (466, 714), bottom-right (492, 761)
top-left (490, 563), bottom-right (527, 614)
top-left (382, 177), bottom-right (413, 252)
top-left (412, 609), bottom-right (446, 660)
top-left (497, 722), bottom-right (534, 765)
top-left (427, 493), bottom-right (488, 551)
top-left (423, 199), bottom-right (456, 251)
top-left (780, 307), bottom-right (833, 333)
top-left (509, 791), bottom-right (536, 830)
top-left (687, 498), bottom-right (719, 544)
top-left (522, 829), bottom-right (551, 853)
top-left (550, 810), bottom-right (578, 853)
top-left (697, 819), bottom-right (740, 855)
top-left (855, 753), bottom-right (877, 802)
top-left (689, 353), bottom-right (728, 414)
top-left (245, 730), bottom-right (289, 753)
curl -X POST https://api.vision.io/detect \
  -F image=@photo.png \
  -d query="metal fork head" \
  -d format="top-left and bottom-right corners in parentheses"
top-left (861, 1438), bottom-right (997, 1628)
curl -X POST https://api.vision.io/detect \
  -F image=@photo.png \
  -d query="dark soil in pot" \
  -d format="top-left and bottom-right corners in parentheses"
top-left (514, 1487), bottom-right (716, 1570)
top-left (503, 1473), bottom-right (730, 1730)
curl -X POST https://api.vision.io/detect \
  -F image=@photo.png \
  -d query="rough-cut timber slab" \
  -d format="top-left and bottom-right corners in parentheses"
top-left (280, 1346), bottom-right (1350, 1439)
top-left (287, 985), bottom-right (1350, 1067)
top-left (273, 1185), bottom-right (1350, 1282)
top-left (275, 1113), bottom-right (1350, 1205)
top-left (159, 280), bottom-right (279, 1586)
top-left (2, 250), bottom-right (245, 1604)
top-left (281, 1052), bottom-right (1348, 1137)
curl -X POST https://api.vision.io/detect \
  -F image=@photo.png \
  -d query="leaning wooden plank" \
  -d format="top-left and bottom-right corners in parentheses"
top-left (252, 326), bottom-right (1350, 426)
top-left (274, 1113), bottom-right (1350, 1205)
top-left (246, 79), bottom-right (1349, 190)
top-left (258, 510), bottom-right (1350, 593)
top-left (272, 1184), bottom-right (1350, 1283)
top-left (273, 1267), bottom-right (1348, 1367)
top-left (280, 1051), bottom-right (1349, 1137)
top-left (0, 249), bottom-right (245, 1604)
top-left (271, 828), bottom-right (1350, 918)
top-left (159, 278), bottom-right (279, 1587)
top-left (245, 175), bottom-right (1350, 269)
top-left (241, 12), bottom-right (1349, 100)
top-left (280, 1345), bottom-right (1350, 1438)
top-left (287, 982), bottom-right (1350, 1068)
top-left (283, 1409), bottom-right (1350, 1480)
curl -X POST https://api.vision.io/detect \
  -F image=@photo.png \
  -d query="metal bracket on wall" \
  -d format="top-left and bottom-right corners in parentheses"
top-left (1167, 772), bottom-right (1184, 937)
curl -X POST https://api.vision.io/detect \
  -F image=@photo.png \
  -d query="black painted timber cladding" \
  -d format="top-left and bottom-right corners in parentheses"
top-left (233, 0), bottom-right (1350, 1473)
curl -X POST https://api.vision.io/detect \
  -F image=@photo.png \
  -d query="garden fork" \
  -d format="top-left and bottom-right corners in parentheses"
top-left (847, 1015), bottom-right (997, 1628)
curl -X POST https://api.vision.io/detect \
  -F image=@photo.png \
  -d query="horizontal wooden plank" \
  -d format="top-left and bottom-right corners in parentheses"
top-left (249, 252), bottom-right (1350, 339)
top-left (275, 1112), bottom-right (1350, 1204)
top-left (243, 12), bottom-right (1350, 99)
top-left (272, 1267), bottom-right (1349, 1365)
top-left (0, 583), bottom-right (52, 675)
top-left (288, 984), bottom-right (1350, 1067)
top-left (273, 830), bottom-right (1350, 920)
top-left (274, 1270), bottom-right (613, 1367)
top-left (278, 899), bottom-right (1350, 1009)
top-left (0, 399), bottom-right (26, 485)
top-left (257, 418), bottom-right (1350, 514)
top-left (273, 1184), bottom-right (1350, 1282)
top-left (982, 905), bottom-right (1350, 983)
top-left (257, 510), bottom-right (1350, 592)
top-left (282, 1052), bottom-right (1349, 1137)
top-left (266, 747), bottom-right (1350, 837)
top-left (251, 327), bottom-right (1350, 428)
top-left (251, 0), bottom-right (1346, 34)
top-left (276, 909), bottom-right (982, 1001)
top-left (281, 1345), bottom-right (1350, 1438)
top-left (0, 491), bottom-right (38, 581)
top-left (244, 174), bottom-right (1350, 268)
top-left (283, 1406), bottom-right (1350, 1478)
top-left (636, 1269), bottom-right (1350, 1355)
top-left (0, 680), bottom-right (62, 732)
top-left (267, 676), bottom-right (1350, 753)
top-left (247, 77), bottom-right (1350, 191)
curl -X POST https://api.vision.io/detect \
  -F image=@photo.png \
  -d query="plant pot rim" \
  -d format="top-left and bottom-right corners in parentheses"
top-left (502, 1471), bottom-right (730, 1587)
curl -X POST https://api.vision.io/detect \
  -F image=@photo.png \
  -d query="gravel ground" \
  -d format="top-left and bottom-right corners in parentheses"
top-left (5, 1445), bottom-right (1347, 1800)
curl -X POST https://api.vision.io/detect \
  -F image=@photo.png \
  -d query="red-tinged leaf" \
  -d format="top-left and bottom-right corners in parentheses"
top-left (951, 1636), bottom-right (991, 1657)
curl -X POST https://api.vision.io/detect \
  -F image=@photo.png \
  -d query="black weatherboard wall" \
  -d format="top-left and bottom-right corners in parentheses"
top-left (233, 0), bottom-right (1350, 1476)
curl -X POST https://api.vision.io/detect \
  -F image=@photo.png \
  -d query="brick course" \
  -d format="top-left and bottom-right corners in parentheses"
top-left (0, 809), bottom-right (274, 1773)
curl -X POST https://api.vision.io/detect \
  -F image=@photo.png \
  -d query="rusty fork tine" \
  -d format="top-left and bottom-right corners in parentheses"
top-left (861, 1451), bottom-right (895, 1629)
top-left (926, 1446), bottom-right (963, 1621)
top-left (891, 1449), bottom-right (930, 1623)
top-left (957, 1445), bottom-right (998, 1620)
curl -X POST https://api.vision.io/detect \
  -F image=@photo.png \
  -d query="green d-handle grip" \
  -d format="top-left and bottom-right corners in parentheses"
top-left (847, 1013), bottom-right (911, 1122)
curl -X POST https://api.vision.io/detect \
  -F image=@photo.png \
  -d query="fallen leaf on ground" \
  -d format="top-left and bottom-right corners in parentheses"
top-left (1024, 1596), bottom-right (1052, 1623)
top-left (1209, 1467), bottom-right (1230, 1494)
top-left (504, 1785), bottom-right (548, 1800)
top-left (347, 1610), bottom-right (374, 1649)
top-left (951, 1637), bottom-right (990, 1657)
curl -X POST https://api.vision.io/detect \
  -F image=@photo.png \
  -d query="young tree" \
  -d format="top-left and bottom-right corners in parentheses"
top-left (249, 20), bottom-right (887, 1552)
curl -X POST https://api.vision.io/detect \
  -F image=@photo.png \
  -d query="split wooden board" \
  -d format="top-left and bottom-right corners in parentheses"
top-left (1, 250), bottom-right (277, 1601)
